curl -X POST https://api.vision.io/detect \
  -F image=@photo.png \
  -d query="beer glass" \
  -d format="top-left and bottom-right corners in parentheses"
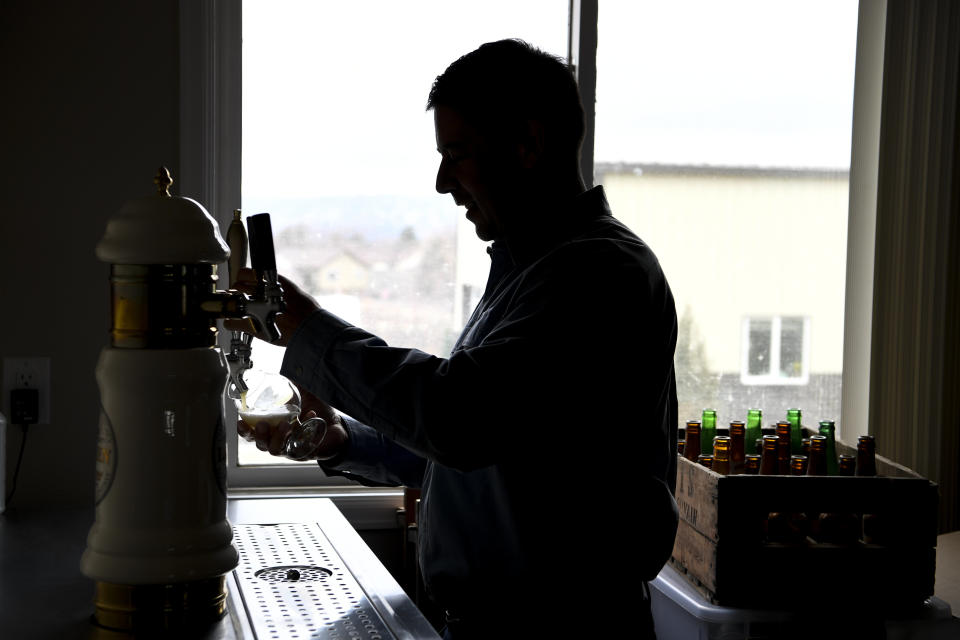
top-left (233, 369), bottom-right (327, 459)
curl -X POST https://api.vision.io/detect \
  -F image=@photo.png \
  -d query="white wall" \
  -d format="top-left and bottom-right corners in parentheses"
top-left (0, 2), bottom-right (181, 507)
top-left (601, 168), bottom-right (849, 375)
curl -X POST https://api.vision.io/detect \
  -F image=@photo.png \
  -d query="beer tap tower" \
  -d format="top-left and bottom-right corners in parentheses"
top-left (81, 168), bottom-right (282, 631)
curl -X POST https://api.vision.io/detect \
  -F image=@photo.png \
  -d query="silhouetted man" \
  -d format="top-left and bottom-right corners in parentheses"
top-left (238, 39), bottom-right (678, 639)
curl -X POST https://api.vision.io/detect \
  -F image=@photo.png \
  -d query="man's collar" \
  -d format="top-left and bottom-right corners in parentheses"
top-left (490, 186), bottom-right (611, 267)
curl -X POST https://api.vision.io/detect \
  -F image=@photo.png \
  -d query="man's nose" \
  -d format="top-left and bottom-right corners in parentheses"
top-left (435, 157), bottom-right (452, 195)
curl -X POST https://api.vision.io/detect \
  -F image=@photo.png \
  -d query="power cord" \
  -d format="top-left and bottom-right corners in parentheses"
top-left (6, 387), bottom-right (39, 508)
top-left (5, 424), bottom-right (28, 506)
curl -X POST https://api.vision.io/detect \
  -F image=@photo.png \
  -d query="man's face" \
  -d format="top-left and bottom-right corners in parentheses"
top-left (433, 105), bottom-right (520, 242)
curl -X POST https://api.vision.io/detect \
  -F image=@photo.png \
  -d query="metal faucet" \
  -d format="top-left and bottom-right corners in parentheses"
top-left (220, 211), bottom-right (283, 397)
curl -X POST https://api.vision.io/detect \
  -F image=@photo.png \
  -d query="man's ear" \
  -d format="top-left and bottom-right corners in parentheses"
top-left (517, 119), bottom-right (546, 169)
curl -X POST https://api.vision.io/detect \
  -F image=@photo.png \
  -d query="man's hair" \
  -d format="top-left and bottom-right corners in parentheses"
top-left (427, 39), bottom-right (585, 162)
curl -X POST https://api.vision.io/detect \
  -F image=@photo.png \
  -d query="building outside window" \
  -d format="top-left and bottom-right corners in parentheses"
top-left (592, 0), bottom-right (857, 426)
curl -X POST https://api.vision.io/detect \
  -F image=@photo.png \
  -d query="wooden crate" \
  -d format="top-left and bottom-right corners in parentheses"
top-left (670, 432), bottom-right (938, 610)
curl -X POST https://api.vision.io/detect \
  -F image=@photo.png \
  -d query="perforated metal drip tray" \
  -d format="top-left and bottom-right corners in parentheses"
top-left (232, 523), bottom-right (396, 639)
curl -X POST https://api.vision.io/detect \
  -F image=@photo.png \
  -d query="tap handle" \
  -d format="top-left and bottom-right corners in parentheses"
top-left (247, 213), bottom-right (277, 277)
top-left (226, 209), bottom-right (248, 287)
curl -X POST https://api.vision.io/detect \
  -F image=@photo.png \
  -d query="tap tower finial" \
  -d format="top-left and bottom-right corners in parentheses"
top-left (154, 166), bottom-right (173, 197)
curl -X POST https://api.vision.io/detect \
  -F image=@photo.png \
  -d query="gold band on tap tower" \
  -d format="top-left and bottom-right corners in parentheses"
top-left (109, 264), bottom-right (221, 349)
top-left (92, 577), bottom-right (228, 632)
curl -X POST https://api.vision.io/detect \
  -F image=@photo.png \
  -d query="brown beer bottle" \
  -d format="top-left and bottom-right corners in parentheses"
top-left (759, 435), bottom-right (779, 475)
top-left (819, 454), bottom-right (861, 544)
top-left (698, 454), bottom-right (714, 470)
top-left (806, 435), bottom-right (828, 476)
top-left (776, 422), bottom-right (792, 475)
top-left (677, 439), bottom-right (685, 456)
top-left (838, 454), bottom-right (856, 476)
top-left (684, 421), bottom-right (702, 462)
top-left (729, 421), bottom-right (746, 474)
top-left (744, 454), bottom-right (762, 475)
top-left (712, 436), bottom-right (732, 475)
top-left (855, 435), bottom-right (877, 476)
top-left (790, 454), bottom-right (808, 476)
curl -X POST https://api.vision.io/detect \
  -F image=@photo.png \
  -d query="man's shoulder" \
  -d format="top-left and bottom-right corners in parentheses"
top-left (549, 216), bottom-right (664, 277)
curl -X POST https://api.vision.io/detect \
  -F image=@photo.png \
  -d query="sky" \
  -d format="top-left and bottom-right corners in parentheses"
top-left (242, 0), bottom-right (859, 199)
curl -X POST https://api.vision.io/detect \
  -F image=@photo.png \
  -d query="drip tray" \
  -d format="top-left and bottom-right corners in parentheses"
top-left (232, 523), bottom-right (395, 639)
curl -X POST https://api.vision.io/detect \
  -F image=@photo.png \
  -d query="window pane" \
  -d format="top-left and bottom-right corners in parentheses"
top-left (240, 0), bottom-right (568, 465)
top-left (748, 319), bottom-right (772, 376)
top-left (596, 1), bottom-right (857, 424)
top-left (779, 317), bottom-right (805, 378)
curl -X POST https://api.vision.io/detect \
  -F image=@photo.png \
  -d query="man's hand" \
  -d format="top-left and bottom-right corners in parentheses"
top-left (225, 268), bottom-right (321, 346)
top-left (237, 386), bottom-right (348, 461)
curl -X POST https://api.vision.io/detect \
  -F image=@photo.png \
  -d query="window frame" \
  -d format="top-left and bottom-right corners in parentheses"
top-left (181, 0), bottom-right (881, 489)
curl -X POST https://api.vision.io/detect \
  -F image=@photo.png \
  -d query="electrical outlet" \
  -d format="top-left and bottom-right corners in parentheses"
top-left (2, 357), bottom-right (51, 425)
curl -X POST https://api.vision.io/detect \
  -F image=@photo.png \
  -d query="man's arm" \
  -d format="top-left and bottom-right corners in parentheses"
top-left (281, 239), bottom-right (677, 475)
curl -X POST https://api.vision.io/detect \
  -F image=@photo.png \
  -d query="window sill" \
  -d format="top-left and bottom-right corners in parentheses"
top-left (228, 486), bottom-right (404, 531)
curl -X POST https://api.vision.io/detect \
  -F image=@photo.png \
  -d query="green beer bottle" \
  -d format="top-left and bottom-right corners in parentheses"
top-left (818, 420), bottom-right (840, 476)
top-left (787, 408), bottom-right (803, 455)
top-left (746, 408), bottom-right (762, 455)
top-left (701, 409), bottom-right (717, 456)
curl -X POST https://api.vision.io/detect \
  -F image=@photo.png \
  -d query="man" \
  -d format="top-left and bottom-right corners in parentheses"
top-left (237, 39), bottom-right (678, 639)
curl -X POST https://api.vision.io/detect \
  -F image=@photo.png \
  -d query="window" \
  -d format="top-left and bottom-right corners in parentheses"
top-left (742, 316), bottom-right (810, 385)
top-left (594, 0), bottom-right (857, 425)
top-left (184, 1), bottom-right (874, 488)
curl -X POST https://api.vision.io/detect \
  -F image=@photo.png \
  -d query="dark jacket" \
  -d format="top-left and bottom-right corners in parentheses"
top-left (281, 186), bottom-right (679, 627)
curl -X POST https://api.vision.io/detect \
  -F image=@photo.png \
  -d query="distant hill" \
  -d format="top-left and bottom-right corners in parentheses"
top-left (240, 194), bottom-right (456, 242)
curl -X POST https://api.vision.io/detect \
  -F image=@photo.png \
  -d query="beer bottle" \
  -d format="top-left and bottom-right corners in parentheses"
top-left (746, 408), bottom-right (762, 454)
top-left (729, 421), bottom-right (746, 474)
top-left (677, 439), bottom-right (685, 456)
top-left (712, 436), bottom-right (732, 475)
top-left (801, 437), bottom-right (810, 456)
top-left (684, 421), bottom-right (701, 462)
top-left (821, 454), bottom-right (861, 544)
top-left (855, 435), bottom-right (877, 476)
top-left (759, 435), bottom-right (779, 475)
top-left (806, 435), bottom-right (828, 476)
top-left (775, 421), bottom-right (792, 475)
top-left (787, 408), bottom-right (803, 455)
top-left (790, 454), bottom-right (808, 476)
top-left (839, 454), bottom-right (856, 476)
top-left (818, 420), bottom-right (840, 476)
top-left (698, 454), bottom-right (714, 470)
top-left (701, 409), bottom-right (718, 456)
top-left (744, 454), bottom-right (761, 475)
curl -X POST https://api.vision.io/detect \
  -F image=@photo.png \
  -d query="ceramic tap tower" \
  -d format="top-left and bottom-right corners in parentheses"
top-left (81, 168), bottom-right (279, 631)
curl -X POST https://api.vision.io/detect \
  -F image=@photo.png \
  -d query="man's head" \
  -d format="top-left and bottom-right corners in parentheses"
top-left (428, 39), bottom-right (586, 241)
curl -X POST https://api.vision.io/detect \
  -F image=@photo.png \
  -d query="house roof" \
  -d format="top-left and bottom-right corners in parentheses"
top-left (595, 162), bottom-right (850, 180)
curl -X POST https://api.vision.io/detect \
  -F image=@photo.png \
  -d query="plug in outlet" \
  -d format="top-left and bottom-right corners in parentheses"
top-left (2, 357), bottom-right (51, 425)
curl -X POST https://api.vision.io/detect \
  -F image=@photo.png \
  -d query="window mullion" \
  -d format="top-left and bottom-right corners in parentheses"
top-left (770, 316), bottom-right (782, 379)
top-left (569, 0), bottom-right (598, 188)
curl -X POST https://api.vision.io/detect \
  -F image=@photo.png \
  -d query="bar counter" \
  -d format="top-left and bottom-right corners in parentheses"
top-left (0, 497), bottom-right (440, 639)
